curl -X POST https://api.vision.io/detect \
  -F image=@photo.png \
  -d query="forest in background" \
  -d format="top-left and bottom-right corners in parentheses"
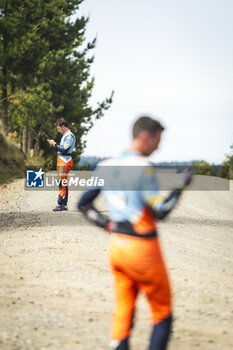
top-left (79, 155), bottom-right (233, 179)
top-left (0, 0), bottom-right (113, 170)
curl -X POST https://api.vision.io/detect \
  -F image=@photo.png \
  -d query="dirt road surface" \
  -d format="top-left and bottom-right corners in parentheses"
top-left (0, 178), bottom-right (233, 350)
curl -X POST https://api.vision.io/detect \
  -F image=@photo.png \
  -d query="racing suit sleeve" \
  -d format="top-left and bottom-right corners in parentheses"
top-left (78, 189), bottom-right (112, 231)
top-left (55, 135), bottom-right (74, 155)
top-left (145, 188), bottom-right (182, 219)
top-left (142, 169), bottom-right (192, 220)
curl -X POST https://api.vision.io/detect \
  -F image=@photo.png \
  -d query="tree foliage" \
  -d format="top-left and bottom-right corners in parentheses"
top-left (191, 160), bottom-right (215, 176)
top-left (0, 0), bottom-right (113, 168)
top-left (218, 145), bottom-right (233, 179)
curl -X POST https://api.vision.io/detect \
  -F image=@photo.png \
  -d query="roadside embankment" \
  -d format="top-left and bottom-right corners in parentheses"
top-left (0, 134), bottom-right (26, 185)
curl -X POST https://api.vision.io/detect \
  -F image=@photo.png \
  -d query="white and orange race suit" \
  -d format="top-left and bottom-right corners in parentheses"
top-left (55, 129), bottom-right (76, 206)
top-left (78, 150), bottom-right (192, 349)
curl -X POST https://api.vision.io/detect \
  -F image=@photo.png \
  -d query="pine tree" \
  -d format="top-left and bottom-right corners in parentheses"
top-left (0, 0), bottom-right (49, 136)
top-left (1, 0), bottom-right (113, 167)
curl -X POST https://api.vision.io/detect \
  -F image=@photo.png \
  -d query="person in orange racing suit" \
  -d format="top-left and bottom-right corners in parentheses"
top-left (78, 116), bottom-right (192, 350)
top-left (48, 119), bottom-right (76, 211)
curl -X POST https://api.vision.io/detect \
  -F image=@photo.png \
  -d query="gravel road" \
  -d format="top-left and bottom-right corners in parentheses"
top-left (0, 178), bottom-right (233, 350)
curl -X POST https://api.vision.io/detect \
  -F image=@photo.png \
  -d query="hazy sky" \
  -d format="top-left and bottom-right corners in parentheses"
top-left (78, 0), bottom-right (233, 164)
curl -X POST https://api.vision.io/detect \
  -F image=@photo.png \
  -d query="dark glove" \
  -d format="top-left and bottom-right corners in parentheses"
top-left (85, 207), bottom-right (109, 228)
top-left (177, 169), bottom-right (192, 190)
top-left (104, 220), bottom-right (115, 233)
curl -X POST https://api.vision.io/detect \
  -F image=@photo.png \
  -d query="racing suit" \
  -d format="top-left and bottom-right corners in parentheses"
top-left (55, 129), bottom-right (76, 207)
top-left (78, 150), bottom-right (191, 350)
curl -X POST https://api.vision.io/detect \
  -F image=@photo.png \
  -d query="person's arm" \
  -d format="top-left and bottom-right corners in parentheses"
top-left (54, 134), bottom-right (75, 155)
top-left (143, 170), bottom-right (192, 220)
top-left (78, 189), bottom-right (113, 231)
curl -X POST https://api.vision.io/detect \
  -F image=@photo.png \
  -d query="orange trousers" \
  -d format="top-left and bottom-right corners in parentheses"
top-left (109, 233), bottom-right (172, 342)
top-left (57, 157), bottom-right (73, 204)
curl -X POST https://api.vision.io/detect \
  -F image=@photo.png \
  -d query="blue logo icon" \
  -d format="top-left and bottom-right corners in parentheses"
top-left (26, 169), bottom-right (44, 188)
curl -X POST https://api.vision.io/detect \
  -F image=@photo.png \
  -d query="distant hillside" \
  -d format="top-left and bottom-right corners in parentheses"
top-left (0, 134), bottom-right (26, 185)
top-left (78, 156), bottom-right (192, 168)
top-left (78, 156), bottom-right (104, 169)
top-left (78, 157), bottom-right (221, 175)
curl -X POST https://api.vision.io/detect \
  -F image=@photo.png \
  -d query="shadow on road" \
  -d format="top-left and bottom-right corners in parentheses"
top-left (0, 211), bottom-right (232, 232)
top-left (0, 211), bottom-right (85, 231)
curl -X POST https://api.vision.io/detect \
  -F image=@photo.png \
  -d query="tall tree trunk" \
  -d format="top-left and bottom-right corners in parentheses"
top-left (28, 126), bottom-right (32, 157)
top-left (1, 67), bottom-right (8, 137)
top-left (34, 129), bottom-right (43, 156)
top-left (22, 117), bottom-right (29, 156)
top-left (19, 129), bottom-right (22, 151)
top-left (1, 0), bottom-right (9, 137)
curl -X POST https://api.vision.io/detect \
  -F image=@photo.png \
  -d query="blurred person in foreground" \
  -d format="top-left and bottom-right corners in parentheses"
top-left (78, 116), bottom-right (192, 350)
top-left (47, 119), bottom-right (76, 211)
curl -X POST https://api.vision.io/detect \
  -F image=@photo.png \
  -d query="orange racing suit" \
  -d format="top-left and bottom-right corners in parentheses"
top-left (78, 150), bottom-right (191, 350)
top-left (55, 130), bottom-right (75, 206)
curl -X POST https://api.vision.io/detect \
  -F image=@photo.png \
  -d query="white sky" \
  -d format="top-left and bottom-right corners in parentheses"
top-left (78, 0), bottom-right (233, 164)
